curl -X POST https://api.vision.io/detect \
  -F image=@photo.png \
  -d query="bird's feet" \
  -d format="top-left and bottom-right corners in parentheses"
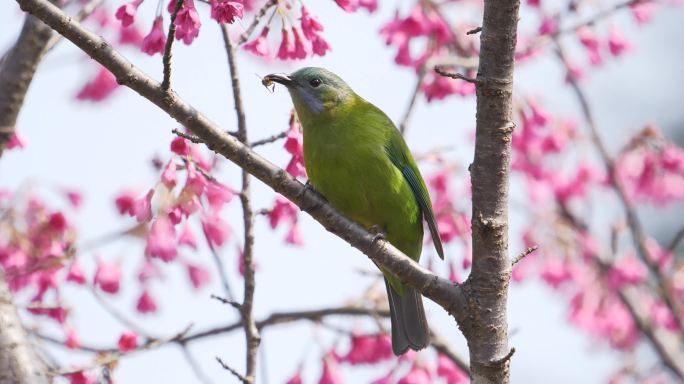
top-left (369, 225), bottom-right (387, 246)
top-left (298, 180), bottom-right (327, 211)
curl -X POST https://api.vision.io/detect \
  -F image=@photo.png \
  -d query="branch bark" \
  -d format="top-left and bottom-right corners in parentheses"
top-left (0, 272), bottom-right (48, 384)
top-left (463, 0), bottom-right (520, 382)
top-left (220, 24), bottom-right (260, 384)
top-left (14, 0), bottom-right (467, 327)
top-left (0, 5), bottom-right (54, 155)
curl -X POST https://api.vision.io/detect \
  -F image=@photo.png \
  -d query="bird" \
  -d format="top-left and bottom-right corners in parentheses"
top-left (263, 67), bottom-right (444, 355)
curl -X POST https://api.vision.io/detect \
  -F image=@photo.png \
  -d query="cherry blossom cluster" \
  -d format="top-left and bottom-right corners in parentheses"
top-left (509, 93), bottom-right (684, 379)
top-left (111, 134), bottom-right (240, 315)
top-left (285, 332), bottom-right (467, 383)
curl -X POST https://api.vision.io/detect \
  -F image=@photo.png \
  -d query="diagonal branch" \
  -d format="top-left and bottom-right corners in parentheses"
top-left (14, 0), bottom-right (467, 333)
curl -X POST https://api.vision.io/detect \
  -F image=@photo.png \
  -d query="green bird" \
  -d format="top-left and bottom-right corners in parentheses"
top-left (263, 67), bottom-right (444, 355)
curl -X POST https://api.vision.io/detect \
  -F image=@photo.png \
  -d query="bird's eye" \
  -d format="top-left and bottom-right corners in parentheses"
top-left (309, 78), bottom-right (322, 88)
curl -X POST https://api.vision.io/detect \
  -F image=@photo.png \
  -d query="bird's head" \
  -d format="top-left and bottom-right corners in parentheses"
top-left (263, 67), bottom-right (356, 120)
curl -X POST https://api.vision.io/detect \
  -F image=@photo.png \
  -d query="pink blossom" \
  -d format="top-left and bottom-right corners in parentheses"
top-left (47, 211), bottom-right (68, 233)
top-left (437, 354), bottom-right (468, 384)
top-left (136, 289), bottom-right (158, 313)
top-left (359, 0), bottom-right (378, 12)
top-left (527, 0), bottom-right (541, 7)
top-left (184, 162), bottom-right (207, 195)
top-left (118, 331), bottom-right (139, 352)
top-left (119, 26), bottom-right (144, 46)
top-left (538, 16), bottom-right (558, 35)
top-left (7, 131), bottom-right (27, 149)
top-left (145, 216), bottom-right (178, 262)
top-left (65, 327), bottom-right (81, 349)
top-left (66, 259), bottom-right (87, 285)
top-left (285, 223), bottom-right (304, 246)
top-left (142, 17), bottom-right (167, 55)
top-left (631, 1), bottom-right (658, 24)
top-left (201, 213), bottom-right (231, 247)
top-left (338, 333), bottom-right (393, 365)
top-left (76, 66), bottom-right (118, 102)
top-left (286, 155), bottom-right (307, 178)
top-left (277, 28), bottom-right (295, 60)
top-left (577, 27), bottom-right (602, 66)
top-left (94, 257), bottom-right (121, 294)
top-left (398, 362), bottom-right (432, 384)
top-left (66, 371), bottom-right (97, 384)
top-left (115, 0), bottom-right (143, 27)
top-left (608, 255), bottom-right (647, 289)
top-left (650, 301), bottom-right (679, 331)
top-left (210, 0), bottom-right (243, 23)
top-left (285, 119), bottom-right (304, 157)
top-left (608, 26), bottom-right (631, 56)
top-left (311, 35), bottom-right (331, 56)
top-left (300, 6), bottom-right (324, 40)
top-left (161, 160), bottom-right (177, 188)
top-left (205, 181), bottom-right (236, 211)
top-left (63, 190), bottom-right (83, 208)
top-left (269, 196), bottom-right (299, 229)
top-left (243, 27), bottom-right (271, 57)
top-left (186, 263), bottom-right (211, 289)
top-left (133, 189), bottom-right (154, 222)
top-left (170, 136), bottom-right (191, 156)
top-left (237, 246), bottom-right (245, 276)
top-left (422, 75), bottom-right (458, 102)
top-left (449, 262), bottom-right (462, 283)
top-left (178, 224), bottom-right (198, 249)
top-left (28, 305), bottom-right (68, 324)
top-left (138, 261), bottom-right (162, 283)
top-left (115, 190), bottom-right (137, 215)
top-left (540, 258), bottom-right (574, 289)
top-left (335, 0), bottom-right (358, 12)
top-left (286, 370), bottom-right (303, 384)
top-left (174, 0), bottom-right (202, 45)
top-left (291, 27), bottom-right (312, 59)
top-left (318, 355), bottom-right (343, 384)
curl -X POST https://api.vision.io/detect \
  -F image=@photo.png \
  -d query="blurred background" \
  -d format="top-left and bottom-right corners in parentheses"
top-left (1, 0), bottom-right (683, 382)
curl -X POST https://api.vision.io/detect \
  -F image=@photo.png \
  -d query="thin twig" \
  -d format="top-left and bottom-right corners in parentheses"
top-left (434, 66), bottom-right (478, 83)
top-left (237, 0), bottom-right (278, 45)
top-left (216, 357), bottom-right (249, 383)
top-left (210, 294), bottom-right (241, 310)
top-left (399, 67), bottom-right (426, 135)
top-left (162, 0), bottom-right (184, 91)
top-left (430, 330), bottom-right (470, 374)
top-left (466, 26), bottom-right (482, 35)
top-left (222, 23), bottom-right (260, 384)
top-left (668, 226), bottom-right (684, 252)
top-left (250, 130), bottom-right (288, 147)
top-left (180, 345), bottom-right (214, 384)
top-left (43, 0), bottom-right (104, 52)
top-left (172, 128), bottom-right (202, 144)
top-left (511, 245), bottom-right (538, 266)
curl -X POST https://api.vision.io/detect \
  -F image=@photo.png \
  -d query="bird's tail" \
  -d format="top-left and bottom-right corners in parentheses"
top-left (384, 278), bottom-right (430, 355)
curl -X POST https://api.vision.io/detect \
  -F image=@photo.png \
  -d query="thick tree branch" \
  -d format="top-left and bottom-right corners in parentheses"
top-left (14, 0), bottom-right (467, 334)
top-left (0, 272), bottom-right (48, 383)
top-left (0, 4), bottom-right (54, 155)
top-left (464, 0), bottom-right (520, 382)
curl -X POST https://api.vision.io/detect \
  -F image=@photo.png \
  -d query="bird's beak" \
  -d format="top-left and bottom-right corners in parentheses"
top-left (262, 73), bottom-right (295, 88)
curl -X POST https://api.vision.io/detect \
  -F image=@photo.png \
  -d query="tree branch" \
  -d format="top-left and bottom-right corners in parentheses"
top-left (464, 0), bottom-right (520, 382)
top-left (554, 41), bottom-right (684, 337)
top-left (15, 0), bottom-right (468, 325)
top-left (0, 272), bottom-right (48, 383)
top-left (0, 2), bottom-right (55, 155)
top-left (220, 23), bottom-right (260, 384)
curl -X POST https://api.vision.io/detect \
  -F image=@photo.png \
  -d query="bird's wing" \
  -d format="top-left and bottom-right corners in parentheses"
top-left (384, 130), bottom-right (445, 259)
